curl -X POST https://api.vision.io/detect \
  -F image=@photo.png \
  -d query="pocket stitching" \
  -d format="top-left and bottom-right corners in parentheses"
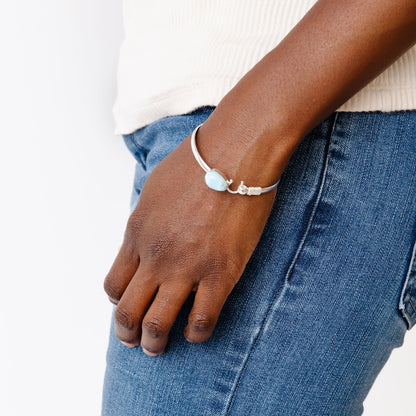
top-left (123, 133), bottom-right (148, 171)
top-left (398, 235), bottom-right (416, 329)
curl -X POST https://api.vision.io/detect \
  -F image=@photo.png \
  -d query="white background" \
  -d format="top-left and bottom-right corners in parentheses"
top-left (0, 1), bottom-right (415, 415)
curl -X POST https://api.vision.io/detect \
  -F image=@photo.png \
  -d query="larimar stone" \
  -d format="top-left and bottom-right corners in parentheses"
top-left (204, 169), bottom-right (228, 191)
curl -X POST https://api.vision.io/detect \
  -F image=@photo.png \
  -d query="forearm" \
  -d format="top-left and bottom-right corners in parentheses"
top-left (198, 0), bottom-right (416, 185)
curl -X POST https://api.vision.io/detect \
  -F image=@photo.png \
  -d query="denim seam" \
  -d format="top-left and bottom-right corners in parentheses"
top-left (286, 115), bottom-right (339, 281)
top-left (409, 292), bottom-right (416, 314)
top-left (125, 133), bottom-right (148, 170)
top-left (398, 233), bottom-right (416, 329)
top-left (130, 132), bottom-right (148, 155)
top-left (223, 112), bottom-right (339, 416)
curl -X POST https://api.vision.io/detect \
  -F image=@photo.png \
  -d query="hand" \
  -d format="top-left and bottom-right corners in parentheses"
top-left (103, 123), bottom-right (280, 356)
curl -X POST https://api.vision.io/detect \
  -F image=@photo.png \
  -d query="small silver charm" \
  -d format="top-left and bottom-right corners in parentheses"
top-left (191, 123), bottom-right (280, 196)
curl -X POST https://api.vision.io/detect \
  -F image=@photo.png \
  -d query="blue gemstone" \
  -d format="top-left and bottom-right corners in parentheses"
top-left (205, 170), bottom-right (227, 191)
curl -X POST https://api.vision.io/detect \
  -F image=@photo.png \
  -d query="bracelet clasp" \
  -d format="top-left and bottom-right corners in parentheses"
top-left (226, 181), bottom-right (263, 195)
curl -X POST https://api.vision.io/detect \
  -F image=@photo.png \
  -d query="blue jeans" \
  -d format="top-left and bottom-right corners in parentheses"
top-left (102, 107), bottom-right (416, 415)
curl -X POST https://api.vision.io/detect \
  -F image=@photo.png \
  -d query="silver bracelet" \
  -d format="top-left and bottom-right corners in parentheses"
top-left (190, 123), bottom-right (280, 196)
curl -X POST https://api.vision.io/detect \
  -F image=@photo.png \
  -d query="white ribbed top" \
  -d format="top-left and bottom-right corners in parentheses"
top-left (113, 0), bottom-right (416, 135)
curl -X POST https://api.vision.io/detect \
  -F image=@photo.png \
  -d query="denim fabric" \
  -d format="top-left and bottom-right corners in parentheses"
top-left (102, 106), bottom-right (416, 416)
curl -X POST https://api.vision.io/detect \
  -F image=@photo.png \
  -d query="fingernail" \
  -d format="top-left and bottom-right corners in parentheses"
top-left (108, 296), bottom-right (119, 306)
top-left (142, 346), bottom-right (161, 356)
top-left (121, 341), bottom-right (137, 348)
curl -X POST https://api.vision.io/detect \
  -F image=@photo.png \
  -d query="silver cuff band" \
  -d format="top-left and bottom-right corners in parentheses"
top-left (190, 123), bottom-right (280, 196)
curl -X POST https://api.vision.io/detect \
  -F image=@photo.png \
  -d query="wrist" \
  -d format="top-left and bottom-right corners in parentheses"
top-left (191, 123), bottom-right (280, 195)
top-left (196, 97), bottom-right (301, 189)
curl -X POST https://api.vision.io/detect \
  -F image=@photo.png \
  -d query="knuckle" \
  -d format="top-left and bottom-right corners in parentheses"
top-left (205, 254), bottom-right (230, 273)
top-left (125, 212), bottom-right (145, 240)
top-left (103, 278), bottom-right (123, 302)
top-left (114, 307), bottom-right (137, 331)
top-left (195, 255), bottom-right (242, 288)
top-left (142, 316), bottom-right (167, 338)
top-left (188, 313), bottom-right (215, 332)
top-left (145, 235), bottom-right (176, 262)
top-left (199, 253), bottom-right (241, 277)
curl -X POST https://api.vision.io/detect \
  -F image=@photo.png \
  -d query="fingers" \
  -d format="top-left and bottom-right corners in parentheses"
top-left (184, 277), bottom-right (235, 343)
top-left (140, 280), bottom-right (194, 355)
top-left (107, 251), bottom-right (237, 355)
top-left (113, 267), bottom-right (159, 347)
top-left (103, 242), bottom-right (140, 305)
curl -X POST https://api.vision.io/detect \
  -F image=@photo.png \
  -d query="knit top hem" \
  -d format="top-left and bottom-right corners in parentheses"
top-left (113, 79), bottom-right (416, 135)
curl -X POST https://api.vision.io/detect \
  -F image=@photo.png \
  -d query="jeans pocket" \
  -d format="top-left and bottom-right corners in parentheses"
top-left (122, 133), bottom-right (150, 213)
top-left (123, 132), bottom-right (148, 171)
top-left (398, 237), bottom-right (416, 329)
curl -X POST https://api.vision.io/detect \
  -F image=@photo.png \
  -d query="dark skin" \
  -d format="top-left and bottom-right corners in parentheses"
top-left (104, 0), bottom-right (416, 356)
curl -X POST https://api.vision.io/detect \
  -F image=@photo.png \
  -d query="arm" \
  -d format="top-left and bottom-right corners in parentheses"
top-left (198, 0), bottom-right (416, 187)
top-left (104, 0), bottom-right (416, 356)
